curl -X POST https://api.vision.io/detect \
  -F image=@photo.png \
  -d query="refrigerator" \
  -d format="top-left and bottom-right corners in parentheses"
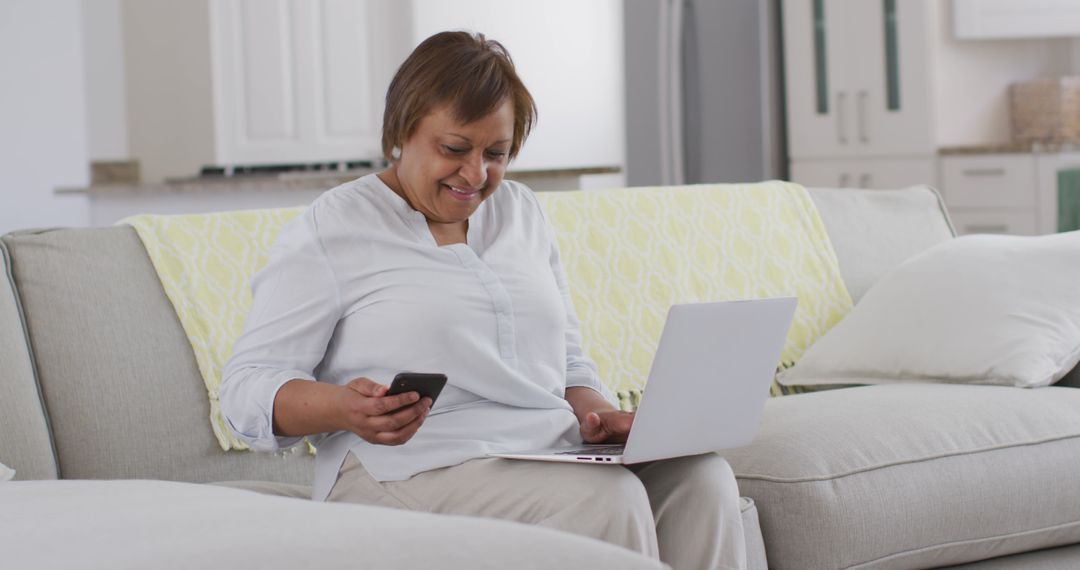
top-left (624, 0), bottom-right (786, 186)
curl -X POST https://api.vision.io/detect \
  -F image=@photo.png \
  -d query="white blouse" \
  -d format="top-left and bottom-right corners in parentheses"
top-left (219, 174), bottom-right (615, 501)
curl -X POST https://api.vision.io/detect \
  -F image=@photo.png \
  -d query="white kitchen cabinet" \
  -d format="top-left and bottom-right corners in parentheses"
top-left (783, 0), bottom-right (934, 160)
top-left (939, 150), bottom-right (1080, 235)
top-left (938, 153), bottom-right (1046, 235)
top-left (948, 209), bottom-right (1039, 236)
top-left (940, 154), bottom-right (1036, 209)
top-left (123, 0), bottom-right (411, 182)
top-left (953, 0), bottom-right (1080, 40)
top-left (790, 157), bottom-right (937, 190)
top-left (212, 0), bottom-right (382, 166)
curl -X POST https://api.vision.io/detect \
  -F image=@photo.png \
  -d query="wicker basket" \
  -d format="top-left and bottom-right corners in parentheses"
top-left (1010, 77), bottom-right (1080, 143)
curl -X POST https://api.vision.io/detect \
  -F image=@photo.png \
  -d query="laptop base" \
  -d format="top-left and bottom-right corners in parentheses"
top-left (489, 445), bottom-right (627, 464)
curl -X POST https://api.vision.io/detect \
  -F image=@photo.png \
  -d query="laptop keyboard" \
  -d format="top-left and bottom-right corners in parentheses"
top-left (555, 445), bottom-right (626, 456)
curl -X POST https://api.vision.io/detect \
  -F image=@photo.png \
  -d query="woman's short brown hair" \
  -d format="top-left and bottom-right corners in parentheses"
top-left (381, 31), bottom-right (537, 162)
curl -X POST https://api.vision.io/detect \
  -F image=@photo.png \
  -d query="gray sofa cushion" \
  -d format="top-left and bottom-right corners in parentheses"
top-left (211, 484), bottom-right (766, 568)
top-left (210, 480), bottom-right (313, 499)
top-left (0, 239), bottom-right (57, 480)
top-left (807, 185), bottom-right (955, 303)
top-left (211, 481), bottom-right (769, 567)
top-left (942, 542), bottom-right (1080, 568)
top-left (3, 479), bottom-right (667, 570)
top-left (726, 383), bottom-right (1080, 570)
top-left (3, 227), bottom-right (312, 484)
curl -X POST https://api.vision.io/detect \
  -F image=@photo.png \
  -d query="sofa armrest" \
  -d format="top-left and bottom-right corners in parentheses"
top-left (3, 480), bottom-right (667, 569)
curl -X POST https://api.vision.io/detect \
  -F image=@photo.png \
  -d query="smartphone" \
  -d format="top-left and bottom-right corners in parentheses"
top-left (386, 372), bottom-right (448, 405)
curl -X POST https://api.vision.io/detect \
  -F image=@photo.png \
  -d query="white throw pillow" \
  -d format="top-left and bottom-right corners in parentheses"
top-left (779, 231), bottom-right (1080, 388)
top-left (0, 461), bottom-right (14, 482)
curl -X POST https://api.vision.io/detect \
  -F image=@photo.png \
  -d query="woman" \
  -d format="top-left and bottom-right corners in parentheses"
top-left (220, 31), bottom-right (745, 570)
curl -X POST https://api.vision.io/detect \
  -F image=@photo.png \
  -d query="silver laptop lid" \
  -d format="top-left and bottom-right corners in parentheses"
top-left (622, 297), bottom-right (796, 463)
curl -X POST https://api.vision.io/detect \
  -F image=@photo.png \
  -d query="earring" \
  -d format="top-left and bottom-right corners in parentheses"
top-left (391, 146), bottom-right (402, 160)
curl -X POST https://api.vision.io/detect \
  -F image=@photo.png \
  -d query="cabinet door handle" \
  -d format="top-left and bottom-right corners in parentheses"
top-left (859, 173), bottom-right (873, 188)
top-left (857, 90), bottom-right (869, 143)
top-left (836, 91), bottom-right (848, 145)
top-left (962, 168), bottom-right (1006, 177)
top-left (839, 172), bottom-right (851, 187)
top-left (965, 224), bottom-right (1008, 234)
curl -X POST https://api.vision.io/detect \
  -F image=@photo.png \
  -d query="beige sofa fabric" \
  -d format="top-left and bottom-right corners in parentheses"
top-left (727, 383), bottom-right (1080, 569)
top-left (942, 543), bottom-right (1080, 569)
top-left (4, 480), bottom-right (667, 570)
top-left (741, 497), bottom-right (767, 570)
top-left (3, 227), bottom-right (312, 484)
top-left (806, 185), bottom-right (954, 303)
top-left (214, 477), bottom-right (770, 569)
top-left (0, 239), bottom-right (57, 480)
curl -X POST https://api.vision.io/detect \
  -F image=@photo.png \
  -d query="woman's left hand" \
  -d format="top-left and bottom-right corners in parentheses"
top-left (580, 410), bottom-right (636, 444)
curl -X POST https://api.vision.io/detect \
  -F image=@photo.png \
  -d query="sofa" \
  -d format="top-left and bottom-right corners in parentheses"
top-left (2, 183), bottom-right (1079, 569)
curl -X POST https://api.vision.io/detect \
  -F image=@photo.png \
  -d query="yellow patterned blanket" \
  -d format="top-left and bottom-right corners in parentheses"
top-left (122, 181), bottom-right (852, 451)
top-left (122, 208), bottom-right (304, 451)
top-left (534, 182), bottom-right (853, 402)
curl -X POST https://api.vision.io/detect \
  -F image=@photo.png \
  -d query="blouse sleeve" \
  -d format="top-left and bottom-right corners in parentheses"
top-left (541, 209), bottom-right (619, 408)
top-left (218, 206), bottom-right (341, 451)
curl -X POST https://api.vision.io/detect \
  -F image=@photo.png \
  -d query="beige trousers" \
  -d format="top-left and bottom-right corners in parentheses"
top-left (328, 452), bottom-right (746, 570)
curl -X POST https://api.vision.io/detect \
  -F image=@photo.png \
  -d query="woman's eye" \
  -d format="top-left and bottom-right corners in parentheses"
top-left (486, 150), bottom-right (508, 159)
top-left (445, 146), bottom-right (467, 154)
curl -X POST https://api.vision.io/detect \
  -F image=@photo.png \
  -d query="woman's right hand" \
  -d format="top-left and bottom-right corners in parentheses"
top-left (334, 377), bottom-right (432, 445)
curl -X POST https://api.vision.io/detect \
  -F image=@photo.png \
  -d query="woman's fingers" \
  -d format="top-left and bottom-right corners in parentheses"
top-left (369, 398), bottom-right (431, 432)
top-left (581, 411), bottom-right (635, 443)
top-left (580, 412), bottom-right (606, 442)
top-left (346, 377), bottom-right (387, 398)
top-left (363, 390), bottom-right (419, 416)
top-left (372, 409), bottom-right (428, 446)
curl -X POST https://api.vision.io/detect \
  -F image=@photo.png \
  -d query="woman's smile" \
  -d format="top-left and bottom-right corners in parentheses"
top-left (442, 183), bottom-right (482, 201)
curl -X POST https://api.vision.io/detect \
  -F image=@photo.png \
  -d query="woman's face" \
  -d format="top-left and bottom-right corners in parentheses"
top-left (390, 100), bottom-right (515, 224)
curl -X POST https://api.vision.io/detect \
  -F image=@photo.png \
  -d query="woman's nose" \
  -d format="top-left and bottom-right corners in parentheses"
top-left (459, 152), bottom-right (487, 188)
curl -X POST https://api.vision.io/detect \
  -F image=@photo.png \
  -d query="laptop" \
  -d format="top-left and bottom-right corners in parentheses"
top-left (489, 297), bottom-right (797, 465)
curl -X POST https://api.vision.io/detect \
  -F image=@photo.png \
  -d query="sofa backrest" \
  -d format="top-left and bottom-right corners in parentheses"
top-left (1, 227), bottom-right (312, 484)
top-left (806, 185), bottom-right (955, 303)
top-left (0, 240), bottom-right (58, 480)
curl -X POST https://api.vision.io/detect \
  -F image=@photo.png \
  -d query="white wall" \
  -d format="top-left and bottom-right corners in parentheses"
top-left (410, 0), bottom-right (626, 179)
top-left (83, 0), bottom-right (128, 161)
top-left (0, 0), bottom-right (89, 234)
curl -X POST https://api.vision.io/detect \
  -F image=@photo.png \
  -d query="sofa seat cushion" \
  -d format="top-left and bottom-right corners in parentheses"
top-left (210, 480), bottom-right (312, 499)
top-left (941, 542), bottom-right (1080, 568)
top-left (726, 383), bottom-right (1080, 570)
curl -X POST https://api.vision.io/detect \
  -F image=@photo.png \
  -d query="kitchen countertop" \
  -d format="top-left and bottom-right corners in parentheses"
top-left (939, 141), bottom-right (1080, 155)
top-left (56, 165), bottom-right (622, 195)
